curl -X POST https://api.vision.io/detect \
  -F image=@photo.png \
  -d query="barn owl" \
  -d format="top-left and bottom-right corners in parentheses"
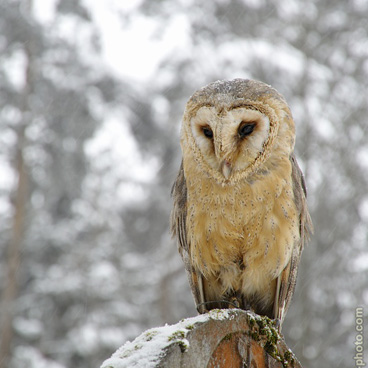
top-left (171, 79), bottom-right (312, 328)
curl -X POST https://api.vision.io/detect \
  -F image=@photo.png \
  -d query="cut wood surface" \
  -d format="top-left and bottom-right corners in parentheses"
top-left (101, 309), bottom-right (302, 368)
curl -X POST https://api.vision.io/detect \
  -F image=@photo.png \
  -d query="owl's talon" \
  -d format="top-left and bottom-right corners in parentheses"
top-left (229, 296), bottom-right (240, 309)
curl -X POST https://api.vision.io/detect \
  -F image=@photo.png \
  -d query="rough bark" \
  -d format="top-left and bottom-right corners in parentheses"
top-left (101, 309), bottom-right (302, 368)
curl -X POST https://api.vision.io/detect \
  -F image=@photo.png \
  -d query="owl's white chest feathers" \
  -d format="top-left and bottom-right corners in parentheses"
top-left (185, 157), bottom-right (300, 296)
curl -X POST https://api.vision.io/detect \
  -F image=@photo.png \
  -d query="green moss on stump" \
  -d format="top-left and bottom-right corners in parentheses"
top-left (246, 313), bottom-right (297, 367)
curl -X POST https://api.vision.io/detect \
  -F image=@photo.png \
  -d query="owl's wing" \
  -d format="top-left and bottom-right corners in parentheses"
top-left (274, 154), bottom-right (313, 325)
top-left (171, 161), bottom-right (205, 309)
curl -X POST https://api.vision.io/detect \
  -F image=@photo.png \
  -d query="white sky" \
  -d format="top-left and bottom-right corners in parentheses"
top-left (32, 0), bottom-right (177, 82)
top-left (84, 0), bottom-right (190, 82)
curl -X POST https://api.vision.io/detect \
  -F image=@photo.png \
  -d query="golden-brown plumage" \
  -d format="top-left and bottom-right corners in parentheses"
top-left (171, 79), bottom-right (312, 328)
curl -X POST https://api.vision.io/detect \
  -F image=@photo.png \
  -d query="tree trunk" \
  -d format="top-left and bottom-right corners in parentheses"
top-left (0, 28), bottom-right (32, 367)
top-left (101, 309), bottom-right (302, 368)
top-left (0, 125), bottom-right (28, 368)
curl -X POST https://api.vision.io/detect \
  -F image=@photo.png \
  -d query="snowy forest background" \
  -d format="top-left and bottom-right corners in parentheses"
top-left (0, 0), bottom-right (368, 367)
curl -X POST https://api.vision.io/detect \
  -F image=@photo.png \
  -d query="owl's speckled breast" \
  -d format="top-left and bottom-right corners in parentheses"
top-left (184, 156), bottom-right (300, 296)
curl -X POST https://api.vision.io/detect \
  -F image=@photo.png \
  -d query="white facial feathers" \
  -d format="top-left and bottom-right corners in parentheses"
top-left (190, 106), bottom-right (270, 179)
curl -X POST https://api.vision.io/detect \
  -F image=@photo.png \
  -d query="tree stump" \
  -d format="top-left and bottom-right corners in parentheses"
top-left (101, 309), bottom-right (302, 368)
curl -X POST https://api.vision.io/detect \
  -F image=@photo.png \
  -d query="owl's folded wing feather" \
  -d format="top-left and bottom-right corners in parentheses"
top-left (170, 161), bottom-right (188, 255)
top-left (171, 162), bottom-right (204, 308)
top-left (274, 154), bottom-right (313, 324)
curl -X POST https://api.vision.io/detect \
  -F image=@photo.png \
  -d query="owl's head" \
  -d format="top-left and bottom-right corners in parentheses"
top-left (181, 79), bottom-right (295, 185)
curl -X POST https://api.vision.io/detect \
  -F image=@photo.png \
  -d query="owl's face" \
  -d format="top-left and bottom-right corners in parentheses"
top-left (190, 106), bottom-right (270, 180)
top-left (181, 79), bottom-right (295, 185)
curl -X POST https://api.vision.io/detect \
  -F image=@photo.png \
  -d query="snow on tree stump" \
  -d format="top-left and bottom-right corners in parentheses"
top-left (101, 309), bottom-right (302, 368)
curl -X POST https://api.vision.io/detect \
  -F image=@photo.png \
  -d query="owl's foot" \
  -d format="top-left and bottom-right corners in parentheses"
top-left (196, 299), bottom-right (240, 313)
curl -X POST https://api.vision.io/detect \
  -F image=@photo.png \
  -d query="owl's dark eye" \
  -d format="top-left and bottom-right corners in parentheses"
top-left (238, 121), bottom-right (256, 138)
top-left (202, 126), bottom-right (213, 139)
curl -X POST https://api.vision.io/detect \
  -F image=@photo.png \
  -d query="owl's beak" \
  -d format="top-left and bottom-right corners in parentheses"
top-left (221, 160), bottom-right (232, 179)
